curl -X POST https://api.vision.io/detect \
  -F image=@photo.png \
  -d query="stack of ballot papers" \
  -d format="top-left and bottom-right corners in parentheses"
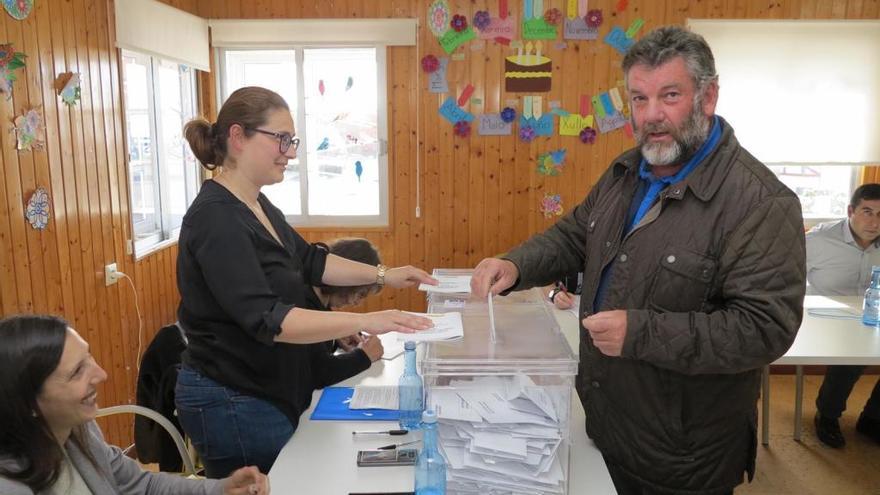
top-left (428, 375), bottom-right (569, 494)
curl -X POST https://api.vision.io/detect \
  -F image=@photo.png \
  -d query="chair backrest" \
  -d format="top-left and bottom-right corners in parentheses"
top-left (96, 405), bottom-right (197, 475)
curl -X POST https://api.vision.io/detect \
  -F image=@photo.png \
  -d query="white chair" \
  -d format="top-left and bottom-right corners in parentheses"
top-left (96, 404), bottom-right (197, 476)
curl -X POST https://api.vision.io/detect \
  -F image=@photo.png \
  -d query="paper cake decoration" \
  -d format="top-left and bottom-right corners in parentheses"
top-left (505, 41), bottom-right (551, 92)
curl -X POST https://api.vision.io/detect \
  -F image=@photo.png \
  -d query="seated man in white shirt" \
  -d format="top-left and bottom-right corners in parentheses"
top-left (808, 183), bottom-right (880, 448)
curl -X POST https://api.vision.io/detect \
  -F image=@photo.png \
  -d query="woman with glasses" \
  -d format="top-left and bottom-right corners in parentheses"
top-left (178, 86), bottom-right (437, 478)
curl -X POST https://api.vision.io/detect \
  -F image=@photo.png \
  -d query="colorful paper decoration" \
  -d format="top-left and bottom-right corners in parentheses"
top-left (428, 0), bottom-right (451, 37)
top-left (473, 11), bottom-right (491, 31)
top-left (25, 187), bottom-right (49, 230)
top-left (12, 108), bottom-right (44, 151)
top-left (564, 1), bottom-right (597, 40)
top-left (500, 107), bottom-right (517, 123)
top-left (316, 137), bottom-right (329, 151)
top-left (536, 149), bottom-right (566, 176)
top-left (559, 114), bottom-right (594, 136)
top-left (451, 14), bottom-right (468, 32)
top-left (477, 114), bottom-right (512, 136)
top-left (616, 0), bottom-right (629, 12)
top-left (592, 88), bottom-right (628, 133)
top-left (522, 0), bottom-right (558, 40)
top-left (540, 193), bottom-right (564, 218)
top-left (421, 54), bottom-right (440, 73)
top-left (586, 9), bottom-right (603, 28)
top-left (604, 26), bottom-right (635, 55)
top-left (505, 41), bottom-right (551, 92)
top-left (355, 161), bottom-right (363, 182)
top-left (0, 43), bottom-right (26, 98)
top-left (543, 8), bottom-right (562, 25)
top-left (519, 125), bottom-right (536, 143)
top-left (54, 72), bottom-right (81, 107)
top-left (579, 127), bottom-right (597, 144)
top-left (457, 84), bottom-right (475, 106)
top-left (428, 57), bottom-right (449, 93)
top-left (453, 120), bottom-right (471, 138)
top-left (520, 95), bottom-right (554, 136)
top-left (439, 96), bottom-right (475, 124)
top-left (439, 24), bottom-right (476, 53)
top-left (3, 0), bottom-right (33, 20)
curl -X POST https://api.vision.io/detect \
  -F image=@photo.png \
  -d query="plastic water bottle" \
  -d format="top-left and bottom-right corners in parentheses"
top-left (414, 410), bottom-right (446, 495)
top-left (862, 266), bottom-right (880, 327)
top-left (398, 341), bottom-right (423, 429)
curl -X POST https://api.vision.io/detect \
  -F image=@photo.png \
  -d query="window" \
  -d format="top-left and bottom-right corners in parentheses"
top-left (122, 50), bottom-right (199, 256)
top-left (218, 47), bottom-right (389, 227)
top-left (768, 165), bottom-right (860, 221)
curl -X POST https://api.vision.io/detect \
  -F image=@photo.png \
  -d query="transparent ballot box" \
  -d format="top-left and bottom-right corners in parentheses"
top-left (423, 269), bottom-right (577, 495)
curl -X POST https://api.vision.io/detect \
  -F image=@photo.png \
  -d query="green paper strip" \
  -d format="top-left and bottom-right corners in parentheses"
top-left (626, 18), bottom-right (645, 38)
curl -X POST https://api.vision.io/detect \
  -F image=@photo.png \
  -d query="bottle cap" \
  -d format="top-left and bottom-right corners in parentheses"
top-left (404, 341), bottom-right (416, 350)
top-left (422, 409), bottom-right (437, 423)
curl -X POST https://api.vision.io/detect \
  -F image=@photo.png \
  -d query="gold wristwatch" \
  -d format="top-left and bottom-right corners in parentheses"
top-left (376, 264), bottom-right (388, 287)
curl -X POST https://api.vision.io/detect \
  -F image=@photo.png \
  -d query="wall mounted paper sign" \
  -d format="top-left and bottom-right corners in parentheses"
top-left (428, 0), bottom-right (451, 37)
top-left (540, 193), bottom-right (564, 218)
top-left (439, 27), bottom-right (475, 54)
top-left (563, 0), bottom-right (596, 40)
top-left (0, 43), bottom-right (26, 98)
top-left (54, 72), bottom-right (81, 107)
top-left (450, 52), bottom-right (466, 61)
top-left (604, 26), bottom-right (635, 55)
top-left (3, 0), bottom-right (33, 20)
top-left (428, 57), bottom-right (449, 93)
top-left (477, 114), bottom-right (512, 135)
top-left (522, 0), bottom-right (557, 40)
top-left (520, 114), bottom-right (553, 136)
top-left (25, 187), bottom-right (49, 230)
top-left (505, 42), bottom-right (551, 92)
top-left (479, 15), bottom-right (517, 40)
top-left (596, 111), bottom-right (627, 134)
top-left (439, 97), bottom-right (474, 124)
top-left (559, 113), bottom-right (594, 136)
top-left (12, 108), bottom-right (44, 151)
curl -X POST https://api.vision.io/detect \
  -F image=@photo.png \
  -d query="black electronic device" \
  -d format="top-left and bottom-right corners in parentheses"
top-left (356, 448), bottom-right (418, 467)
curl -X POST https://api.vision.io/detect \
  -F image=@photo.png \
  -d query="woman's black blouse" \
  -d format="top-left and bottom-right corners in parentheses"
top-left (177, 180), bottom-right (366, 428)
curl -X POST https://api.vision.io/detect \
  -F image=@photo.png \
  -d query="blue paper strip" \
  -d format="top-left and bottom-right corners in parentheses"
top-left (439, 97), bottom-right (476, 124)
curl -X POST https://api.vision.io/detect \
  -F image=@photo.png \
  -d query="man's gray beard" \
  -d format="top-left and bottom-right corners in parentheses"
top-left (637, 100), bottom-right (712, 167)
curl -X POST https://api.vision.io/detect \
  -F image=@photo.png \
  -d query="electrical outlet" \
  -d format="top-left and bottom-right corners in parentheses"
top-left (105, 263), bottom-right (118, 286)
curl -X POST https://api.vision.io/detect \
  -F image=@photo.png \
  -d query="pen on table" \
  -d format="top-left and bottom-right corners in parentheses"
top-left (352, 429), bottom-right (409, 436)
top-left (376, 439), bottom-right (421, 450)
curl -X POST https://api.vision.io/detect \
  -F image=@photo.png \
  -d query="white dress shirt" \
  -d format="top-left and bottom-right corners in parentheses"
top-left (805, 218), bottom-right (880, 296)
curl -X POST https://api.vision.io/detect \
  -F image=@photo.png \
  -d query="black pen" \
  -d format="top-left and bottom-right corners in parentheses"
top-left (376, 440), bottom-right (421, 450)
top-left (352, 429), bottom-right (409, 436)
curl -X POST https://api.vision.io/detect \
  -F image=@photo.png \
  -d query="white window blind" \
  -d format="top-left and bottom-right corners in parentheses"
top-left (115, 0), bottom-right (210, 71)
top-left (209, 19), bottom-right (418, 47)
top-left (688, 20), bottom-right (880, 164)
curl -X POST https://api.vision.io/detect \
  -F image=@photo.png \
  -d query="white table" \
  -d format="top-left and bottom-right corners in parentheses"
top-left (268, 307), bottom-right (616, 494)
top-left (761, 295), bottom-right (880, 444)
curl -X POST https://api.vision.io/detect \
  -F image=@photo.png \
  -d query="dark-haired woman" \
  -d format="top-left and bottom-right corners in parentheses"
top-left (0, 315), bottom-right (269, 495)
top-left (175, 86), bottom-right (437, 478)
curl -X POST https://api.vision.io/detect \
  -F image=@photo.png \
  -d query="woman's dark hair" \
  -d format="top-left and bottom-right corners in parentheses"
top-left (0, 315), bottom-right (96, 491)
top-left (184, 86), bottom-right (290, 170)
top-left (323, 238), bottom-right (382, 302)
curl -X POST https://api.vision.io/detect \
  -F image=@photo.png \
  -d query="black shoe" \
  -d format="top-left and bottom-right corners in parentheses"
top-left (815, 412), bottom-right (846, 448)
top-left (856, 413), bottom-right (880, 444)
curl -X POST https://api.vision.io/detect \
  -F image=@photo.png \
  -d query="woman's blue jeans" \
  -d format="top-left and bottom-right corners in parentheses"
top-left (175, 366), bottom-right (294, 478)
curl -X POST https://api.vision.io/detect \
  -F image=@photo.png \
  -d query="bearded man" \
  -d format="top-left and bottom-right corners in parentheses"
top-left (471, 26), bottom-right (805, 494)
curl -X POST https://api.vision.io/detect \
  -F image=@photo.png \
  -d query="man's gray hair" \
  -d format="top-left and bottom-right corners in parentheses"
top-left (622, 26), bottom-right (718, 91)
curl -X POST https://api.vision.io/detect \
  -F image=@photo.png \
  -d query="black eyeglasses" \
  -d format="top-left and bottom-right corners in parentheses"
top-left (247, 127), bottom-right (300, 154)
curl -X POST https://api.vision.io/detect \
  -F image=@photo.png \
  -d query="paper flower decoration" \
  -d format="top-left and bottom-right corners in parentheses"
top-left (0, 43), bottom-right (26, 99)
top-left (540, 194), bottom-right (564, 218)
top-left (12, 108), bottom-right (44, 151)
top-left (473, 10), bottom-right (491, 31)
top-left (453, 120), bottom-right (471, 138)
top-left (586, 9), bottom-right (603, 28)
top-left (579, 127), bottom-right (597, 144)
top-left (3, 0), bottom-right (33, 20)
top-left (421, 54), bottom-right (440, 73)
top-left (536, 149), bottom-right (567, 176)
top-left (519, 125), bottom-right (536, 143)
top-left (450, 14), bottom-right (468, 33)
top-left (544, 8), bottom-right (563, 26)
top-left (500, 107), bottom-right (517, 123)
top-left (25, 187), bottom-right (49, 230)
top-left (428, 0), bottom-right (451, 36)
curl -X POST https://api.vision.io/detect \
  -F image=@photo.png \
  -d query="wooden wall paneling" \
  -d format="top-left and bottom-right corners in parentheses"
top-left (0, 14), bottom-right (21, 314)
top-left (389, 46), bottom-right (414, 309)
top-left (467, 2), bottom-right (487, 268)
top-left (2, 14), bottom-right (37, 315)
top-left (483, 28), bottom-right (502, 260)
top-left (864, 0), bottom-right (879, 18)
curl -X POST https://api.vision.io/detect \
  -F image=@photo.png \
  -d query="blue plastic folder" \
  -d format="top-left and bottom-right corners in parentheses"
top-left (310, 387), bottom-right (400, 421)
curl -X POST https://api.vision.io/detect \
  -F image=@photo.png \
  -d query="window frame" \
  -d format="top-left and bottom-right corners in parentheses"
top-left (215, 45), bottom-right (390, 229)
top-left (121, 48), bottom-right (200, 258)
top-left (767, 163), bottom-right (863, 228)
